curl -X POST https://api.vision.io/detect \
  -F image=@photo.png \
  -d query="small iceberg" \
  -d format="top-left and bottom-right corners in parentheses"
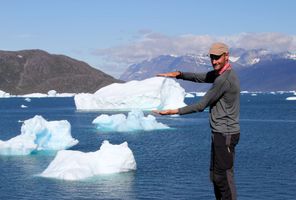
top-left (0, 90), bottom-right (10, 98)
top-left (195, 92), bottom-right (206, 97)
top-left (74, 77), bottom-right (186, 111)
top-left (40, 140), bottom-right (136, 181)
top-left (47, 90), bottom-right (57, 97)
top-left (185, 93), bottom-right (195, 98)
top-left (21, 90), bottom-right (75, 98)
top-left (286, 96), bottom-right (296, 100)
top-left (24, 98), bottom-right (31, 102)
top-left (92, 110), bottom-right (169, 132)
top-left (0, 115), bottom-right (78, 155)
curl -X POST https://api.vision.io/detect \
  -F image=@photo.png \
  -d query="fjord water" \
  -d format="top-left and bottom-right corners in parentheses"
top-left (0, 94), bottom-right (295, 200)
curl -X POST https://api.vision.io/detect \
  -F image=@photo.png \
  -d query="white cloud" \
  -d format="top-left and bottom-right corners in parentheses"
top-left (92, 32), bottom-right (296, 77)
top-left (92, 33), bottom-right (213, 66)
top-left (96, 61), bottom-right (127, 78)
top-left (227, 32), bottom-right (296, 52)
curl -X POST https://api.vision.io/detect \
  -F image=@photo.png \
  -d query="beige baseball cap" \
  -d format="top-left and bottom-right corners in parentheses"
top-left (208, 42), bottom-right (229, 55)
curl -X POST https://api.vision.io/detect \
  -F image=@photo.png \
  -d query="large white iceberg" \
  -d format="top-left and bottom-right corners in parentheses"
top-left (40, 140), bottom-right (136, 180)
top-left (92, 109), bottom-right (169, 132)
top-left (0, 115), bottom-right (78, 155)
top-left (74, 77), bottom-right (186, 110)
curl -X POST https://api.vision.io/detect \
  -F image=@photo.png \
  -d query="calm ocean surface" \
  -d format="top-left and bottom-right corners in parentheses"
top-left (0, 93), bottom-right (295, 200)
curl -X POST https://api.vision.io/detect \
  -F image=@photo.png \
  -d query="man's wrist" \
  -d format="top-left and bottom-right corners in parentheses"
top-left (176, 71), bottom-right (182, 79)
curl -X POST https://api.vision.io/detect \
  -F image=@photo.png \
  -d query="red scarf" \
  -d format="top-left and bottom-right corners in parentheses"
top-left (218, 62), bottom-right (231, 75)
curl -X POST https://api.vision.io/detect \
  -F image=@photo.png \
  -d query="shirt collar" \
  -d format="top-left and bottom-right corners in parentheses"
top-left (218, 62), bottom-right (231, 75)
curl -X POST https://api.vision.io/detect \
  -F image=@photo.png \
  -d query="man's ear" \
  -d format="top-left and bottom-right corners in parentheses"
top-left (225, 52), bottom-right (229, 61)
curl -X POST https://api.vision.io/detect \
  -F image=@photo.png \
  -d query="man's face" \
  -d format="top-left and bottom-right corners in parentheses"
top-left (210, 53), bottom-right (229, 71)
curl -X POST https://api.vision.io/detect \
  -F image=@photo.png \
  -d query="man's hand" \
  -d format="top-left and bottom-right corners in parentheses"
top-left (156, 71), bottom-right (181, 78)
top-left (153, 109), bottom-right (179, 115)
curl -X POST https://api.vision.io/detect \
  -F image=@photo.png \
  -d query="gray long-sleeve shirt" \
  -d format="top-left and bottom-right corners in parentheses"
top-left (177, 69), bottom-right (240, 135)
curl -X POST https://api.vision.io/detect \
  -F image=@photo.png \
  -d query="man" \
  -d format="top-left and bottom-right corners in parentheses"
top-left (154, 42), bottom-right (240, 200)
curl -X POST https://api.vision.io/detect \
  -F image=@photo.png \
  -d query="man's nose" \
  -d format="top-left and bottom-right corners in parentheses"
top-left (212, 59), bottom-right (218, 64)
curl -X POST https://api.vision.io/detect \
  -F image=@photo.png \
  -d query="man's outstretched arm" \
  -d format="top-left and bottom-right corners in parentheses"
top-left (153, 109), bottom-right (179, 115)
top-left (156, 71), bottom-right (181, 78)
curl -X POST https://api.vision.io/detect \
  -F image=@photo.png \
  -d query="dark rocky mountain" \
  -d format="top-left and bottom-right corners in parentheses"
top-left (0, 49), bottom-right (122, 95)
top-left (120, 49), bottom-right (296, 92)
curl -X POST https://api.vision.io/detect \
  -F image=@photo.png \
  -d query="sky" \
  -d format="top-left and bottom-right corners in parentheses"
top-left (1, 0), bottom-right (296, 78)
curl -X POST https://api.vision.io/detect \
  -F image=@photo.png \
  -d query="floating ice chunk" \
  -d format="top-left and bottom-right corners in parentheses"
top-left (22, 93), bottom-right (48, 98)
top-left (21, 104), bottom-right (28, 108)
top-left (0, 91), bottom-right (75, 98)
top-left (92, 110), bottom-right (169, 132)
top-left (24, 97), bottom-right (31, 102)
top-left (195, 92), bottom-right (206, 97)
top-left (47, 90), bottom-right (57, 97)
top-left (286, 96), bottom-right (296, 100)
top-left (0, 90), bottom-right (10, 98)
top-left (40, 140), bottom-right (136, 180)
top-left (55, 93), bottom-right (76, 97)
top-left (185, 93), bottom-right (195, 98)
top-left (0, 135), bottom-right (36, 155)
top-left (240, 91), bottom-right (249, 94)
top-left (74, 77), bottom-right (186, 111)
top-left (0, 115), bottom-right (78, 155)
top-left (93, 114), bottom-right (126, 132)
top-left (20, 93), bottom-right (75, 98)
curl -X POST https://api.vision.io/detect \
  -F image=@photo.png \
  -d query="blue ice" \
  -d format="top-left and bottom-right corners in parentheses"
top-left (92, 109), bottom-right (170, 132)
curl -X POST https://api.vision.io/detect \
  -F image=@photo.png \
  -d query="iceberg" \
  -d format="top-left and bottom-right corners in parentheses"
top-left (0, 115), bottom-right (78, 155)
top-left (47, 90), bottom-right (76, 97)
top-left (185, 93), bottom-right (195, 98)
top-left (40, 140), bottom-right (136, 180)
top-left (24, 97), bottom-right (31, 102)
top-left (286, 96), bottom-right (296, 100)
top-left (74, 77), bottom-right (186, 110)
top-left (21, 91), bottom-right (75, 98)
top-left (21, 93), bottom-right (48, 98)
top-left (0, 90), bottom-right (10, 98)
top-left (92, 109), bottom-right (169, 132)
top-left (195, 92), bottom-right (206, 97)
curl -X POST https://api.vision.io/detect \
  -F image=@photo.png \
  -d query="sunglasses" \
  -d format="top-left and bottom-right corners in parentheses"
top-left (210, 54), bottom-right (224, 60)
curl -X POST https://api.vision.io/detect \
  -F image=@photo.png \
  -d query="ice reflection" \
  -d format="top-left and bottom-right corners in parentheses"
top-left (47, 172), bottom-right (137, 200)
top-left (88, 172), bottom-right (136, 200)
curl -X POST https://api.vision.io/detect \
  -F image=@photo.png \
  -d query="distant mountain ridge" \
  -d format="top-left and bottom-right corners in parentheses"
top-left (120, 49), bottom-right (296, 92)
top-left (0, 49), bottom-right (122, 95)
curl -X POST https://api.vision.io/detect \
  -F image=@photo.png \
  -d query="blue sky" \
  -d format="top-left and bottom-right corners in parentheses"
top-left (1, 0), bottom-right (296, 77)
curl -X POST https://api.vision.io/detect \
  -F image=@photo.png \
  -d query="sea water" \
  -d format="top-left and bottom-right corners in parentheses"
top-left (0, 93), bottom-right (295, 200)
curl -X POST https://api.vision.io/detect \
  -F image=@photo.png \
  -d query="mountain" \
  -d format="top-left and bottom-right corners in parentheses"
top-left (120, 54), bottom-right (213, 92)
top-left (120, 49), bottom-right (296, 92)
top-left (238, 59), bottom-right (296, 91)
top-left (0, 49), bottom-right (122, 95)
